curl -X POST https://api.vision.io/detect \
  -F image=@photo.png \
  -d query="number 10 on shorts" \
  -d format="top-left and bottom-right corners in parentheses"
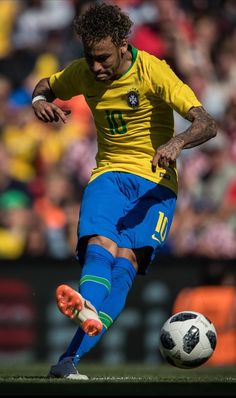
top-left (152, 211), bottom-right (168, 243)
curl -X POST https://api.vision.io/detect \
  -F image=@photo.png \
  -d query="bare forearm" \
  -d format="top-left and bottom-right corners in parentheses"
top-left (32, 77), bottom-right (56, 102)
top-left (177, 106), bottom-right (217, 149)
top-left (32, 78), bottom-right (70, 123)
top-left (152, 106), bottom-right (217, 170)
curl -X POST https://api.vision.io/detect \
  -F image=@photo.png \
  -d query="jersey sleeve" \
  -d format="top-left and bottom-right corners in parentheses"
top-left (49, 60), bottom-right (83, 100)
top-left (150, 58), bottom-right (202, 117)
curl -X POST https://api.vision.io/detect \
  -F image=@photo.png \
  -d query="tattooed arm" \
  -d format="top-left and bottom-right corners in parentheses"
top-left (176, 106), bottom-right (217, 149)
top-left (152, 106), bottom-right (217, 170)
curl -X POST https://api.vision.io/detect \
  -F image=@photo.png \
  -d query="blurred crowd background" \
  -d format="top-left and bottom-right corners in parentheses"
top-left (0, 0), bottom-right (236, 261)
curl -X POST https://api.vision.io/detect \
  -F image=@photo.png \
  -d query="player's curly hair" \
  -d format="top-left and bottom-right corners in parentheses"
top-left (74, 2), bottom-right (133, 46)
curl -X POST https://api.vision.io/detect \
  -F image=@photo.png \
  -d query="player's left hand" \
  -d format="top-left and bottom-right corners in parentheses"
top-left (151, 137), bottom-right (184, 171)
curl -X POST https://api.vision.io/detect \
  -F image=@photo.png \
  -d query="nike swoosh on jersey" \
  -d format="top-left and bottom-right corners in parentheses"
top-left (151, 234), bottom-right (161, 243)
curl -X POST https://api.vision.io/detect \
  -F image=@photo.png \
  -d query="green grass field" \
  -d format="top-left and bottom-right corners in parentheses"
top-left (0, 363), bottom-right (235, 396)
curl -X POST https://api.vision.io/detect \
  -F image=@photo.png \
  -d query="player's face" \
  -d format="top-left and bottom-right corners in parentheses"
top-left (83, 37), bottom-right (129, 81)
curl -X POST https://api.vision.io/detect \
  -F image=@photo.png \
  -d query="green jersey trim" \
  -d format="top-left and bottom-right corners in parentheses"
top-left (119, 44), bottom-right (138, 78)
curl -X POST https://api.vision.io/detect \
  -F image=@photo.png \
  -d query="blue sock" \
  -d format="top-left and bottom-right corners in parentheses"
top-left (59, 244), bottom-right (115, 363)
top-left (98, 257), bottom-right (137, 328)
top-left (62, 257), bottom-right (137, 365)
top-left (79, 244), bottom-right (114, 310)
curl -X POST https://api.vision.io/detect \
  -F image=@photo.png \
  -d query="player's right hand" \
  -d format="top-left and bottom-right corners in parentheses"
top-left (32, 100), bottom-right (71, 123)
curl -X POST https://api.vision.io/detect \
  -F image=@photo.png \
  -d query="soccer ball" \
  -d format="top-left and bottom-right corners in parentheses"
top-left (159, 311), bottom-right (217, 369)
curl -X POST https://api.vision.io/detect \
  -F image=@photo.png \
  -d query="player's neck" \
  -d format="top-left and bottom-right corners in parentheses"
top-left (114, 49), bottom-right (133, 80)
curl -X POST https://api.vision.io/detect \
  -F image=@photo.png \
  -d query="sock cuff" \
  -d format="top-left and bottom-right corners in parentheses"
top-left (80, 274), bottom-right (111, 292)
top-left (98, 311), bottom-right (113, 329)
top-left (86, 243), bottom-right (115, 264)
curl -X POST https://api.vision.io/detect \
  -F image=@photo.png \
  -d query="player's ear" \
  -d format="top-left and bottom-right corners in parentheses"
top-left (120, 39), bottom-right (128, 55)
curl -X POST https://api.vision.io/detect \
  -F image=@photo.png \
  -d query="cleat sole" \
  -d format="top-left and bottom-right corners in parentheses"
top-left (56, 284), bottom-right (103, 336)
top-left (56, 284), bottom-right (83, 319)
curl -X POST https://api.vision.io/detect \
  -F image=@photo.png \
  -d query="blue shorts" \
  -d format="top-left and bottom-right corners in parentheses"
top-left (77, 172), bottom-right (176, 273)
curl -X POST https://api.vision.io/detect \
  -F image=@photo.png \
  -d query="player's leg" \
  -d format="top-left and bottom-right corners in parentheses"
top-left (55, 250), bottom-right (138, 367)
top-left (55, 173), bottom-right (126, 337)
top-left (48, 173), bottom-right (129, 378)
top-left (56, 236), bottom-right (117, 336)
top-left (54, 173), bottom-right (129, 329)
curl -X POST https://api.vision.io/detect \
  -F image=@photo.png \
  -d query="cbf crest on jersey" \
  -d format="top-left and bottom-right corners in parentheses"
top-left (126, 88), bottom-right (140, 108)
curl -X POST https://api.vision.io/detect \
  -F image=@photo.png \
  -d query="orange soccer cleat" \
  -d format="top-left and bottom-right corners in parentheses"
top-left (56, 284), bottom-right (103, 336)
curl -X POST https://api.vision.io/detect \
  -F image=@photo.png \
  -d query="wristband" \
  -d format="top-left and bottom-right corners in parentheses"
top-left (32, 95), bottom-right (47, 104)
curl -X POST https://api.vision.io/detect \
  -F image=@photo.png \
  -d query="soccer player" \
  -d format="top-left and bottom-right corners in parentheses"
top-left (31, 3), bottom-right (217, 379)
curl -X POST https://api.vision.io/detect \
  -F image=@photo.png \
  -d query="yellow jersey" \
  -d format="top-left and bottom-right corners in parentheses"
top-left (49, 46), bottom-right (201, 195)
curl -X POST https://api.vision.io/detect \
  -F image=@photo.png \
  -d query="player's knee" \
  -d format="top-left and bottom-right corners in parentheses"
top-left (112, 258), bottom-right (137, 291)
top-left (88, 235), bottom-right (118, 257)
top-left (117, 247), bottom-right (138, 271)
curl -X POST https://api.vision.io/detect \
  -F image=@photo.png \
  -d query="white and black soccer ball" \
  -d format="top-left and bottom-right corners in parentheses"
top-left (159, 311), bottom-right (217, 369)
